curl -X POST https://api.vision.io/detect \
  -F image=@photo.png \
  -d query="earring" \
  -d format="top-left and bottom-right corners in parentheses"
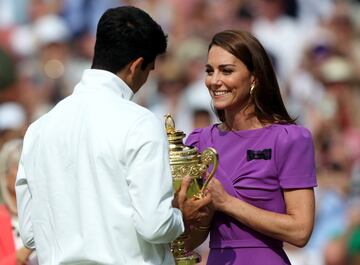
top-left (250, 84), bottom-right (255, 95)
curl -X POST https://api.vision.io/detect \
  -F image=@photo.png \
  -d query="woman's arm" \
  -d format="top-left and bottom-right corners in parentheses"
top-left (208, 178), bottom-right (315, 248)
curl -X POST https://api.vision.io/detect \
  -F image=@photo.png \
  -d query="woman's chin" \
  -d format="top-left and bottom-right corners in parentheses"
top-left (213, 103), bottom-right (228, 110)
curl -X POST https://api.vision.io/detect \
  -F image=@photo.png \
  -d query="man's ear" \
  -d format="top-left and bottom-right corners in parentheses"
top-left (129, 57), bottom-right (144, 75)
top-left (117, 57), bottom-right (144, 92)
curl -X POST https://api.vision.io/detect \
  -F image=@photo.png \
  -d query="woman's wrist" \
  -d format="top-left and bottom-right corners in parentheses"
top-left (217, 193), bottom-right (233, 212)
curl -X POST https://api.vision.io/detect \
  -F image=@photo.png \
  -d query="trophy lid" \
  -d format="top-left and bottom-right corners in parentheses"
top-left (164, 114), bottom-right (200, 163)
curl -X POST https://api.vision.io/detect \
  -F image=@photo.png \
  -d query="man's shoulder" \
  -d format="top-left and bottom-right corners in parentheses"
top-left (24, 114), bottom-right (47, 136)
top-left (119, 101), bottom-right (160, 125)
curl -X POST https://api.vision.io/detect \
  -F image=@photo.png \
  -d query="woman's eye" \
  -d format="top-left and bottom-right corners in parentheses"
top-left (222, 69), bottom-right (233, 75)
top-left (205, 69), bottom-right (213, 75)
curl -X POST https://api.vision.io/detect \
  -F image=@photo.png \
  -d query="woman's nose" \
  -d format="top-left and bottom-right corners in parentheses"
top-left (210, 72), bottom-right (222, 86)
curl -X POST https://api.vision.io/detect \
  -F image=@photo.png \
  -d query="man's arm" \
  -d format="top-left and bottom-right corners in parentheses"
top-left (15, 159), bottom-right (35, 249)
top-left (125, 113), bottom-right (184, 244)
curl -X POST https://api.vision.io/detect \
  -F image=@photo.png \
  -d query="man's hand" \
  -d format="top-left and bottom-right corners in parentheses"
top-left (173, 176), bottom-right (212, 225)
top-left (16, 247), bottom-right (33, 265)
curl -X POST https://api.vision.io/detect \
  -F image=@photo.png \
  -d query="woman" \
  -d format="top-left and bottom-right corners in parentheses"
top-left (185, 30), bottom-right (316, 265)
top-left (0, 139), bottom-right (37, 265)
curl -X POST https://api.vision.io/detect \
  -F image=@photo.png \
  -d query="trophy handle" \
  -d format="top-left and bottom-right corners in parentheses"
top-left (197, 147), bottom-right (218, 198)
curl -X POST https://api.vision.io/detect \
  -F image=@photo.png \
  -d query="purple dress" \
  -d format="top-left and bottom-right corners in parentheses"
top-left (185, 124), bottom-right (317, 265)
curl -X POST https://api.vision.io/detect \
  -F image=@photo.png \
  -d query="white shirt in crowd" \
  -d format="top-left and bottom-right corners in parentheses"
top-left (15, 69), bottom-right (184, 265)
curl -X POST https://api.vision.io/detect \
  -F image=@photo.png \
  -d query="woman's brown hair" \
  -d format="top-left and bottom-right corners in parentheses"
top-left (208, 30), bottom-right (295, 124)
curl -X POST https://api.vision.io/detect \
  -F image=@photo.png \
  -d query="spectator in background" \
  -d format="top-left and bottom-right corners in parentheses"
top-left (61, 0), bottom-right (117, 37)
top-left (0, 48), bottom-right (17, 102)
top-left (179, 37), bottom-right (217, 125)
top-left (251, 0), bottom-right (305, 83)
top-left (0, 103), bottom-right (26, 150)
top-left (0, 139), bottom-right (38, 265)
top-left (0, 48), bottom-right (27, 150)
top-left (147, 56), bottom-right (194, 134)
top-left (191, 109), bottom-right (212, 130)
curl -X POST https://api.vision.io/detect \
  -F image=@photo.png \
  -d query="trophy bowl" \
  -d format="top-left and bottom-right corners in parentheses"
top-left (164, 114), bottom-right (218, 265)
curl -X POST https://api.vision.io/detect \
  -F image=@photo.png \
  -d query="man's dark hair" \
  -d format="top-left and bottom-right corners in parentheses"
top-left (91, 6), bottom-right (167, 73)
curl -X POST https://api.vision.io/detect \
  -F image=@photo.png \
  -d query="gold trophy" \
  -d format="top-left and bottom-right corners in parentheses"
top-left (164, 114), bottom-right (218, 265)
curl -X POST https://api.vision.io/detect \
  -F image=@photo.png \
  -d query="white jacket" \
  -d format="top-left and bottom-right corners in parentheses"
top-left (15, 69), bottom-right (184, 265)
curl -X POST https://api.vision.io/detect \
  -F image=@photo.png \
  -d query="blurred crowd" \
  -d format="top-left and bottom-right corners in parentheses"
top-left (1, 0), bottom-right (360, 265)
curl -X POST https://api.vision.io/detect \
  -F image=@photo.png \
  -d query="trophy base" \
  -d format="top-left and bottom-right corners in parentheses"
top-left (175, 251), bottom-right (201, 265)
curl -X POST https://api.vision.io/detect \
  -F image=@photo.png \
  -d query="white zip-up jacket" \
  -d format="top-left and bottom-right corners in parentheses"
top-left (15, 69), bottom-right (184, 265)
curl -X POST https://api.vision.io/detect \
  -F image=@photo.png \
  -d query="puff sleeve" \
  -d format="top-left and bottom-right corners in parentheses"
top-left (275, 125), bottom-right (317, 189)
top-left (185, 128), bottom-right (204, 150)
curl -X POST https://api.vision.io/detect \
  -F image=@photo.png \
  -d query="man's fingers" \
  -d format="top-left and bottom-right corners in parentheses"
top-left (198, 193), bottom-right (212, 207)
top-left (195, 212), bottom-right (209, 219)
top-left (178, 176), bottom-right (192, 204)
top-left (190, 194), bottom-right (212, 211)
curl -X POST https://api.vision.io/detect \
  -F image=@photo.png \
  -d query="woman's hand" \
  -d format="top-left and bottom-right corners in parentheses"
top-left (207, 177), bottom-right (233, 211)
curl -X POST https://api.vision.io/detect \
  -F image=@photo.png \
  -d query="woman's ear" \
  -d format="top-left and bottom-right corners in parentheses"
top-left (250, 75), bottom-right (256, 86)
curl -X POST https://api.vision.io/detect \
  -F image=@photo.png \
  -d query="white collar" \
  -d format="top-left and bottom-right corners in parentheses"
top-left (74, 69), bottom-right (134, 100)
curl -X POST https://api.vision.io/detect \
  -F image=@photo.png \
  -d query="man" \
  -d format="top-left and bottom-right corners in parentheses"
top-left (15, 6), bottom-right (210, 265)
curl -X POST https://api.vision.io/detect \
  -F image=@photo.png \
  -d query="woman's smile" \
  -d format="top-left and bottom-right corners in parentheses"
top-left (205, 45), bottom-right (254, 111)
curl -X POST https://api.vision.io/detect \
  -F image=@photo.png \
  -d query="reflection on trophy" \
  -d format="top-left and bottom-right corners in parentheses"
top-left (164, 114), bottom-right (218, 265)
